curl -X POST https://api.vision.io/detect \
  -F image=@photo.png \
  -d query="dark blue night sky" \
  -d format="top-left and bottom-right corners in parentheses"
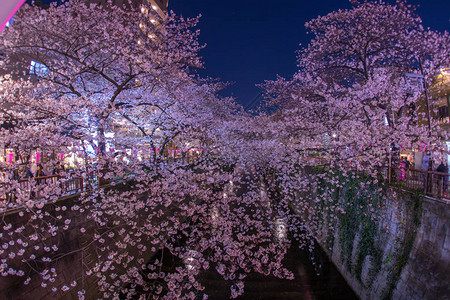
top-left (169, 0), bottom-right (450, 106)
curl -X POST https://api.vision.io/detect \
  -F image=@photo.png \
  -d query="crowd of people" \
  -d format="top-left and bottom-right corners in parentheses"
top-left (392, 151), bottom-right (448, 197)
top-left (416, 151), bottom-right (448, 196)
top-left (8, 161), bottom-right (65, 181)
top-left (0, 161), bottom-right (68, 201)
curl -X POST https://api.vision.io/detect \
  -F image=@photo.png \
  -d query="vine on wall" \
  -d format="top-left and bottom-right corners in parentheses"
top-left (315, 168), bottom-right (421, 293)
top-left (316, 169), bottom-right (384, 283)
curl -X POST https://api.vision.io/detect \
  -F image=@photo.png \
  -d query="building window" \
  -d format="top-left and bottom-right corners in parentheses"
top-left (438, 106), bottom-right (449, 120)
top-left (5, 17), bottom-right (13, 27)
top-left (29, 60), bottom-right (49, 76)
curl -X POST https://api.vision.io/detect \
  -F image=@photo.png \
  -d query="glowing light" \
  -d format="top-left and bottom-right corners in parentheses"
top-left (150, 19), bottom-right (156, 24)
top-left (440, 68), bottom-right (450, 75)
top-left (211, 206), bottom-right (220, 221)
top-left (183, 250), bottom-right (199, 271)
top-left (152, 5), bottom-right (158, 10)
top-left (274, 218), bottom-right (288, 242)
top-left (0, 0), bottom-right (25, 34)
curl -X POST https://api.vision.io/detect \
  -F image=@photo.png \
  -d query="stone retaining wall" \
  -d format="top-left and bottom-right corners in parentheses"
top-left (291, 173), bottom-right (450, 300)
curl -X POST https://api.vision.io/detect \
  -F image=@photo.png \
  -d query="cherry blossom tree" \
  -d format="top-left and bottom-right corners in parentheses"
top-left (0, 1), bottom-right (291, 299)
top-left (0, 0), bottom-right (448, 299)
top-left (249, 0), bottom-right (449, 289)
top-left (261, 0), bottom-right (449, 170)
top-left (1, 0), bottom-right (205, 160)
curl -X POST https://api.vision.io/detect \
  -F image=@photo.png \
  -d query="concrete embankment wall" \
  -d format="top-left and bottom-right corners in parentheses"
top-left (390, 194), bottom-right (449, 300)
top-left (291, 174), bottom-right (450, 300)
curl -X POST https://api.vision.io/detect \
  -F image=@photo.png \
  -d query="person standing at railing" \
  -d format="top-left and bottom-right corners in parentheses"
top-left (52, 161), bottom-right (65, 175)
top-left (421, 151), bottom-right (432, 193)
top-left (17, 163), bottom-right (34, 198)
top-left (36, 164), bottom-right (43, 176)
top-left (398, 157), bottom-right (411, 181)
top-left (404, 157), bottom-right (411, 170)
top-left (11, 167), bottom-right (19, 181)
top-left (19, 164), bottom-right (33, 179)
top-left (436, 161), bottom-right (449, 197)
top-left (399, 158), bottom-right (407, 181)
top-left (35, 164), bottom-right (45, 184)
top-left (405, 157), bottom-right (412, 180)
top-left (51, 161), bottom-right (65, 184)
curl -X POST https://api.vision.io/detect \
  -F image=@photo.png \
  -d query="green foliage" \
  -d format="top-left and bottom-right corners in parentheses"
top-left (300, 167), bottom-right (424, 298)
top-left (317, 169), bottom-right (384, 284)
top-left (340, 176), bottom-right (382, 282)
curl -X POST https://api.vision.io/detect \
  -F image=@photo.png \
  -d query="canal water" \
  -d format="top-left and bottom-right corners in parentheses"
top-left (138, 235), bottom-right (359, 300)
top-left (187, 177), bottom-right (358, 299)
top-left (125, 177), bottom-right (359, 299)
top-left (197, 238), bottom-right (358, 300)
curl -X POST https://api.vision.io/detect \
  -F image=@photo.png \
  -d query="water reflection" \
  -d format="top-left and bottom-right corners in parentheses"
top-left (210, 206), bottom-right (220, 229)
top-left (274, 217), bottom-right (288, 242)
top-left (223, 180), bottom-right (235, 199)
top-left (259, 177), bottom-right (271, 208)
top-left (196, 218), bottom-right (358, 300)
top-left (183, 250), bottom-right (200, 271)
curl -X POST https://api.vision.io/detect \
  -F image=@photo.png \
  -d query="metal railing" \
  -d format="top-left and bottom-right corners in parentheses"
top-left (1, 174), bottom-right (85, 202)
top-left (382, 166), bottom-right (449, 201)
top-left (0, 156), bottom-right (199, 203)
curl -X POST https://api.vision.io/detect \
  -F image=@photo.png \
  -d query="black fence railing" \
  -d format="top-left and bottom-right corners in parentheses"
top-left (381, 166), bottom-right (449, 201)
top-left (1, 174), bottom-right (85, 202)
top-left (1, 156), bottom-right (199, 204)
